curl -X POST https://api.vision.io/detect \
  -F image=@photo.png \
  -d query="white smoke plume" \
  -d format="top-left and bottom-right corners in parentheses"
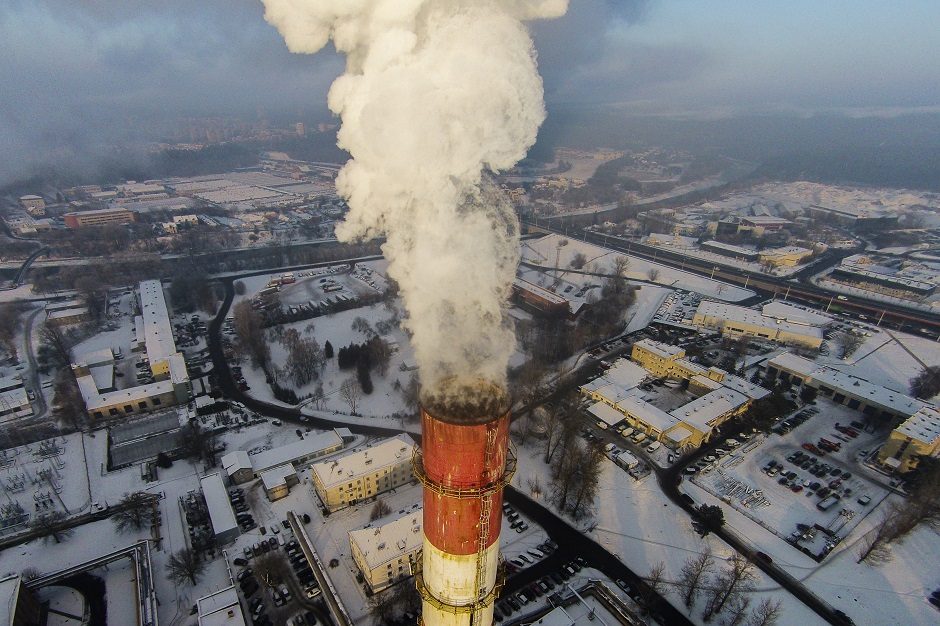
top-left (261, 0), bottom-right (568, 406)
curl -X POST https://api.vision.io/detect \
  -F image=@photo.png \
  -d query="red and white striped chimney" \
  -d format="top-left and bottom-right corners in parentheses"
top-left (415, 382), bottom-right (513, 625)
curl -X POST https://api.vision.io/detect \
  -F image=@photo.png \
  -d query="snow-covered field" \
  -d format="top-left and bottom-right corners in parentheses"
top-left (819, 325), bottom-right (940, 400)
top-left (511, 439), bottom-right (821, 626)
top-left (522, 234), bottom-right (754, 302)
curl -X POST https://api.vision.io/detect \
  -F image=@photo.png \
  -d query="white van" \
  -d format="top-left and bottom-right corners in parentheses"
top-left (646, 441), bottom-right (662, 453)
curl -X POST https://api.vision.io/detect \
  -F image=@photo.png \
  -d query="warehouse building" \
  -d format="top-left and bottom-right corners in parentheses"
top-left (692, 300), bottom-right (826, 349)
top-left (877, 406), bottom-right (940, 473)
top-left (75, 280), bottom-right (191, 419)
top-left (63, 207), bottom-right (134, 229)
top-left (765, 352), bottom-right (924, 421)
top-left (201, 473), bottom-right (239, 545)
top-left (580, 344), bottom-right (769, 450)
top-left (220, 429), bottom-right (347, 484)
top-left (349, 509), bottom-right (423, 593)
top-left (0, 375), bottom-right (33, 424)
top-left (260, 464), bottom-right (299, 502)
top-left (311, 434), bottom-right (414, 512)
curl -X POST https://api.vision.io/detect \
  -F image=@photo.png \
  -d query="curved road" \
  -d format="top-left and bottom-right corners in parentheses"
top-left (205, 268), bottom-right (690, 624)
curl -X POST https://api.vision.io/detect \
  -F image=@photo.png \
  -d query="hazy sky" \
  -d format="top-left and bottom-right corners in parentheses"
top-left (1, 0), bottom-right (939, 180)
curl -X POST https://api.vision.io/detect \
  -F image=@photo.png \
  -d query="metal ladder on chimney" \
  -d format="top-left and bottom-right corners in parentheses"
top-left (470, 422), bottom-right (499, 623)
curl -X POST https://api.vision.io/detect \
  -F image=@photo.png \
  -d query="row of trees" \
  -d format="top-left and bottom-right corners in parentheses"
top-left (857, 459), bottom-right (940, 564)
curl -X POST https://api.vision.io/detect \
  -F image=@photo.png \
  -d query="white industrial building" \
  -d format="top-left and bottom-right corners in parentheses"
top-left (349, 509), bottom-right (423, 593)
top-left (0, 375), bottom-right (33, 423)
top-left (196, 585), bottom-right (246, 626)
top-left (201, 473), bottom-right (239, 545)
top-left (220, 429), bottom-right (348, 485)
top-left (74, 280), bottom-right (191, 419)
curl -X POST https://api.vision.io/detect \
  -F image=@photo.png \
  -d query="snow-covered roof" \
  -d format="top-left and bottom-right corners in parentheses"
top-left (312, 434), bottom-right (414, 490)
top-left (513, 277), bottom-right (567, 305)
top-left (0, 575), bottom-right (22, 626)
top-left (634, 338), bottom-right (683, 359)
top-left (691, 375), bottom-right (723, 391)
top-left (601, 359), bottom-right (649, 388)
top-left (695, 301), bottom-right (824, 339)
top-left (587, 402), bottom-right (626, 426)
top-left (741, 215), bottom-right (791, 225)
top-left (89, 363), bottom-right (114, 391)
top-left (664, 424), bottom-right (697, 444)
top-left (76, 347), bottom-right (114, 367)
top-left (47, 307), bottom-right (88, 320)
top-left (19, 194), bottom-right (42, 200)
top-left (220, 450), bottom-right (252, 475)
top-left (80, 379), bottom-right (175, 411)
top-left (139, 279), bottom-right (177, 364)
top-left (348, 509), bottom-right (423, 571)
top-left (761, 245), bottom-right (812, 257)
top-left (761, 301), bottom-right (831, 327)
top-left (617, 393), bottom-right (678, 433)
top-left (671, 389), bottom-right (748, 429)
top-left (769, 353), bottom-right (924, 416)
top-left (702, 241), bottom-right (758, 256)
top-left (260, 464), bottom-right (296, 491)
top-left (200, 473), bottom-right (238, 537)
top-left (250, 430), bottom-right (343, 474)
top-left (196, 585), bottom-right (245, 626)
top-left (718, 373), bottom-right (771, 400)
top-left (895, 406), bottom-right (940, 445)
top-left (0, 376), bottom-right (23, 393)
top-left (581, 381), bottom-right (638, 406)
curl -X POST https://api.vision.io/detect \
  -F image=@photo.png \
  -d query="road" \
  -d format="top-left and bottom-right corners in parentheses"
top-left (21, 306), bottom-right (47, 419)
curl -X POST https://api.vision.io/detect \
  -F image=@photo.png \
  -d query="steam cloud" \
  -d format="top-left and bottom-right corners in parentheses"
top-left (262, 0), bottom-right (567, 403)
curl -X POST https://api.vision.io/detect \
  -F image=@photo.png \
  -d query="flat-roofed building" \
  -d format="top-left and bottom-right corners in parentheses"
top-left (349, 509), bottom-right (423, 593)
top-left (582, 341), bottom-right (770, 451)
top-left (692, 300), bottom-right (825, 349)
top-left (701, 241), bottom-right (759, 262)
top-left (630, 340), bottom-right (686, 378)
top-left (877, 406), bottom-right (940, 473)
top-left (311, 434), bottom-right (415, 512)
top-left (221, 451), bottom-right (253, 484)
top-left (201, 473), bottom-right (239, 545)
top-left (260, 464), bottom-right (299, 501)
top-left (196, 585), bottom-right (246, 626)
top-left (0, 574), bottom-right (42, 626)
top-left (765, 352), bottom-right (924, 421)
top-left (758, 246), bottom-right (813, 268)
top-left (63, 207), bottom-right (134, 229)
top-left (18, 194), bottom-right (45, 214)
top-left (220, 430), bottom-right (346, 485)
top-left (75, 280), bottom-right (190, 419)
top-left (0, 375), bottom-right (33, 424)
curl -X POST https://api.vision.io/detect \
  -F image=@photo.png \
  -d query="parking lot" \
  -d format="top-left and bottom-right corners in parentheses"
top-left (691, 398), bottom-right (890, 560)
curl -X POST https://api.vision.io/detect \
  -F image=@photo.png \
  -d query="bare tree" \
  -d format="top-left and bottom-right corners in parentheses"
top-left (111, 492), bottom-right (155, 533)
top-left (340, 377), bottom-right (362, 414)
top-left (569, 252), bottom-right (588, 269)
top-left (640, 561), bottom-right (667, 612)
top-left (747, 598), bottom-right (783, 626)
top-left (166, 548), bottom-right (205, 586)
top-left (370, 499), bottom-right (392, 521)
top-left (910, 365), bottom-right (940, 399)
top-left (702, 553), bottom-right (756, 622)
top-left (647, 267), bottom-right (661, 282)
top-left (725, 594), bottom-right (752, 626)
top-left (253, 553), bottom-right (289, 588)
top-left (613, 255), bottom-right (630, 277)
top-left (32, 511), bottom-right (74, 544)
top-left (310, 384), bottom-right (326, 410)
top-left (679, 550), bottom-right (714, 608)
top-left (833, 331), bottom-right (864, 360)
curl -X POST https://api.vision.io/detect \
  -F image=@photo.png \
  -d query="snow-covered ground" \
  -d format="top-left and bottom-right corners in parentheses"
top-left (819, 325), bottom-right (940, 400)
top-left (511, 439), bottom-right (821, 626)
top-left (521, 234), bottom-right (754, 302)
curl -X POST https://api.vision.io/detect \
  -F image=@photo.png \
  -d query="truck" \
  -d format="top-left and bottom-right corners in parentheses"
top-left (817, 495), bottom-right (841, 511)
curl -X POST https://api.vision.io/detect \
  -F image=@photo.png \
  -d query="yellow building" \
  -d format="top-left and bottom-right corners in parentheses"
top-left (311, 434), bottom-right (414, 512)
top-left (582, 343), bottom-right (770, 451)
top-left (349, 510), bottom-right (423, 593)
top-left (630, 340), bottom-right (687, 378)
top-left (692, 301), bottom-right (824, 349)
top-left (758, 246), bottom-right (813, 268)
top-left (877, 406), bottom-right (940, 473)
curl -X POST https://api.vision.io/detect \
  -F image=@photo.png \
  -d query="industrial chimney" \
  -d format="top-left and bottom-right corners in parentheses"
top-left (413, 379), bottom-right (516, 625)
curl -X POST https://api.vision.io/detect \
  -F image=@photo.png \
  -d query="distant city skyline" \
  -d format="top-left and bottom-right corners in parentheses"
top-left (1, 0), bottom-right (940, 182)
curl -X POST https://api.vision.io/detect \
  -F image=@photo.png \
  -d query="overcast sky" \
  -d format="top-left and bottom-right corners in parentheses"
top-left (2, 0), bottom-right (939, 181)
